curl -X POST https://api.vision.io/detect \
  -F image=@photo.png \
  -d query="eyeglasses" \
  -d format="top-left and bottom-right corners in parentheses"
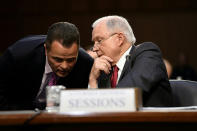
top-left (94, 33), bottom-right (118, 46)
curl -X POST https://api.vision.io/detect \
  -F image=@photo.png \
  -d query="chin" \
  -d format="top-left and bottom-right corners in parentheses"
top-left (57, 73), bottom-right (68, 78)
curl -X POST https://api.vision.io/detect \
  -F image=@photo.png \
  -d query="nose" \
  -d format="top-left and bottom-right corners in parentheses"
top-left (60, 61), bottom-right (68, 69)
top-left (93, 44), bottom-right (99, 52)
top-left (92, 45), bottom-right (100, 58)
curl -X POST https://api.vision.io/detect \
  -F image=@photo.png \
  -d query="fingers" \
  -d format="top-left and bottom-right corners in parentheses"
top-left (100, 55), bottom-right (113, 63)
top-left (99, 56), bottom-right (113, 73)
top-left (87, 50), bottom-right (98, 59)
top-left (93, 56), bottom-right (113, 74)
top-left (89, 55), bottom-right (114, 86)
top-left (98, 59), bottom-right (111, 70)
top-left (89, 56), bottom-right (113, 81)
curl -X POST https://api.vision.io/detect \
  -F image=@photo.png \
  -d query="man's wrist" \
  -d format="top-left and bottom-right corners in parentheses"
top-left (89, 77), bottom-right (98, 89)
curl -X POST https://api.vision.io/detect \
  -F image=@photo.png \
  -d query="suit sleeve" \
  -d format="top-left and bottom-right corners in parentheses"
top-left (0, 49), bottom-right (18, 110)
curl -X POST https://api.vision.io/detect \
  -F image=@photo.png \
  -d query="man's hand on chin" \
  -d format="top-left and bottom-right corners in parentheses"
top-left (88, 55), bottom-right (113, 88)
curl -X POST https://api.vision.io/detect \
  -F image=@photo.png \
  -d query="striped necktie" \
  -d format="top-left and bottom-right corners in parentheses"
top-left (48, 72), bottom-right (57, 86)
top-left (35, 72), bottom-right (57, 109)
top-left (110, 65), bottom-right (119, 88)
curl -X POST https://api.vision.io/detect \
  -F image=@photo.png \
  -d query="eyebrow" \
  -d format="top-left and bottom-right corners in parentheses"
top-left (93, 36), bottom-right (104, 42)
top-left (52, 56), bottom-right (77, 60)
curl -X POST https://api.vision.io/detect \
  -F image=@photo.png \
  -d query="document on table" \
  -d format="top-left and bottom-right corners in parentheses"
top-left (141, 106), bottom-right (197, 112)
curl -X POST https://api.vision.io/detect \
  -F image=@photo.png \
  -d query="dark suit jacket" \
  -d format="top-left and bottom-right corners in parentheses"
top-left (98, 42), bottom-right (172, 107)
top-left (0, 35), bottom-right (94, 110)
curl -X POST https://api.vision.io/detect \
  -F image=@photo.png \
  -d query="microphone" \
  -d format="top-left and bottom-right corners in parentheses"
top-left (126, 54), bottom-right (131, 61)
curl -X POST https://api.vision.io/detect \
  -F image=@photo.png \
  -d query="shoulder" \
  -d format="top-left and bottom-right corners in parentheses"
top-left (9, 35), bottom-right (46, 51)
top-left (78, 48), bottom-right (94, 64)
top-left (133, 42), bottom-right (162, 57)
top-left (7, 35), bottom-right (46, 59)
top-left (135, 42), bottom-right (161, 52)
top-left (129, 42), bottom-right (164, 68)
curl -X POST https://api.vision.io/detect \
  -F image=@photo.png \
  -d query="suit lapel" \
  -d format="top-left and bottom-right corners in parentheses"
top-left (117, 45), bottom-right (136, 86)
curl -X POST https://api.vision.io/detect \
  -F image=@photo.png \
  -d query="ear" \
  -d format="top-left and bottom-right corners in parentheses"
top-left (44, 43), bottom-right (48, 56)
top-left (117, 33), bottom-right (125, 47)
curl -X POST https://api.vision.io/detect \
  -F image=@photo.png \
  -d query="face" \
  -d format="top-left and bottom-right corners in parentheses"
top-left (92, 21), bottom-right (120, 63)
top-left (45, 41), bottom-right (78, 77)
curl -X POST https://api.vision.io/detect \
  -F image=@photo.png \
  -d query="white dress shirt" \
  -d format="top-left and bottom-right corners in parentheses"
top-left (116, 46), bottom-right (132, 84)
top-left (36, 57), bottom-right (53, 97)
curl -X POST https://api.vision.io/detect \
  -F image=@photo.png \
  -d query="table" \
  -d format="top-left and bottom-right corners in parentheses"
top-left (0, 110), bottom-right (197, 131)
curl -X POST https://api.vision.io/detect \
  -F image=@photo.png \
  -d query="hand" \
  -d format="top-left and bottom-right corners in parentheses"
top-left (87, 50), bottom-right (98, 59)
top-left (89, 55), bottom-right (113, 88)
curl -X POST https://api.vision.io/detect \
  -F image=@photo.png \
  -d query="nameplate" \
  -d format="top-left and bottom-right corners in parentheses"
top-left (59, 88), bottom-right (142, 113)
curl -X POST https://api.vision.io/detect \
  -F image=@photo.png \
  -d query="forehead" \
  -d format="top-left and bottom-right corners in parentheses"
top-left (92, 21), bottom-right (110, 40)
top-left (49, 41), bottom-right (78, 57)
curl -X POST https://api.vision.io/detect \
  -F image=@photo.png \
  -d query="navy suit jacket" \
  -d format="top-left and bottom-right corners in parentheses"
top-left (98, 42), bottom-right (173, 107)
top-left (0, 35), bottom-right (94, 110)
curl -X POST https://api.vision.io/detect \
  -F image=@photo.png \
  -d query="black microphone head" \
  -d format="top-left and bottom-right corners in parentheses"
top-left (126, 54), bottom-right (131, 61)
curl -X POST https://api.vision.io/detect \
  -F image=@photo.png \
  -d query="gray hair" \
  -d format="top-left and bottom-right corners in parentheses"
top-left (92, 15), bottom-right (136, 44)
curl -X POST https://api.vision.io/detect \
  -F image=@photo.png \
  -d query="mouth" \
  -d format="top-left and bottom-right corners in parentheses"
top-left (57, 70), bottom-right (69, 76)
top-left (96, 51), bottom-right (103, 57)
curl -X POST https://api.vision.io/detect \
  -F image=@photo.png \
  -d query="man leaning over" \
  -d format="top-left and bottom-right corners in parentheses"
top-left (0, 22), bottom-right (93, 110)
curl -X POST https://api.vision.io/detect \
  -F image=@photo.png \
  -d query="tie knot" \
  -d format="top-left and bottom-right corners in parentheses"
top-left (48, 72), bottom-right (57, 86)
top-left (113, 65), bottom-right (119, 72)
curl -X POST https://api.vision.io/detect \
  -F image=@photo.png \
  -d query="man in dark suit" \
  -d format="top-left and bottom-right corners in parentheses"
top-left (89, 15), bottom-right (172, 107)
top-left (0, 22), bottom-right (93, 110)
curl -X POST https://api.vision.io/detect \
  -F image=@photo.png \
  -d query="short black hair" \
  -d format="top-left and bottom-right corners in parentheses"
top-left (45, 22), bottom-right (80, 50)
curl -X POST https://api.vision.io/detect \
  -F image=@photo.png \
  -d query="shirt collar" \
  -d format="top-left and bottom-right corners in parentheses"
top-left (116, 45), bottom-right (132, 72)
top-left (45, 56), bottom-right (53, 74)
